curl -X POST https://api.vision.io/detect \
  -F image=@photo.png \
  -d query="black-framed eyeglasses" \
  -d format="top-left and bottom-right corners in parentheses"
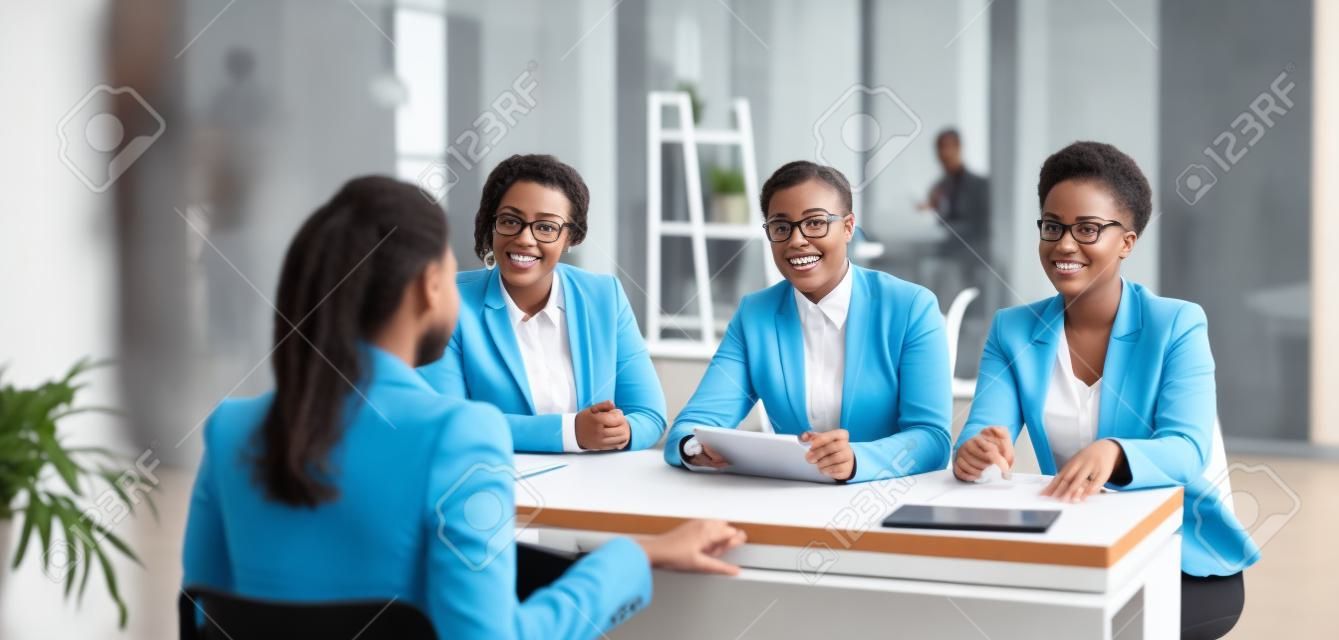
top-left (493, 214), bottom-right (575, 244)
top-left (1036, 218), bottom-right (1127, 244)
top-left (763, 214), bottom-right (846, 243)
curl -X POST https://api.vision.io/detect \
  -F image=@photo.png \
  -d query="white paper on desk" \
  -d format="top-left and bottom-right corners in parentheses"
top-left (933, 474), bottom-right (1053, 509)
top-left (933, 474), bottom-right (1110, 509)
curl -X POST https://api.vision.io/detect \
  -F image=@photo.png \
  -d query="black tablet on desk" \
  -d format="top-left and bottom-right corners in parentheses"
top-left (881, 504), bottom-right (1061, 534)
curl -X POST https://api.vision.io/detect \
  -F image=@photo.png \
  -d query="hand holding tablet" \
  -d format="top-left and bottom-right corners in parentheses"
top-left (689, 427), bottom-right (836, 484)
top-left (682, 437), bottom-right (730, 469)
top-left (799, 429), bottom-right (856, 481)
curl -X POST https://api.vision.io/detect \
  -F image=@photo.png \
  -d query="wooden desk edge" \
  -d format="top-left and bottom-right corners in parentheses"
top-left (516, 488), bottom-right (1184, 569)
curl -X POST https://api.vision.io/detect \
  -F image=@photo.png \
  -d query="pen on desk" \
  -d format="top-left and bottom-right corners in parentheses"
top-left (519, 462), bottom-right (567, 479)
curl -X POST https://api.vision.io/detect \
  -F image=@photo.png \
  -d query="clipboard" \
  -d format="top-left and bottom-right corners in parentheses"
top-left (691, 426), bottom-right (835, 484)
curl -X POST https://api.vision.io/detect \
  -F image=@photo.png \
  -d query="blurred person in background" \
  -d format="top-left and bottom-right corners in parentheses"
top-left (918, 128), bottom-right (991, 304)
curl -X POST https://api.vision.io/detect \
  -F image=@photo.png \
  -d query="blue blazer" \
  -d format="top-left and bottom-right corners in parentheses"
top-left (182, 346), bottom-right (653, 639)
top-left (419, 265), bottom-right (667, 453)
top-left (957, 279), bottom-right (1260, 576)
top-left (664, 265), bottom-right (953, 483)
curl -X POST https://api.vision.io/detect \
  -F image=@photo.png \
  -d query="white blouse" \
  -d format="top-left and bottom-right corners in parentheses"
top-left (793, 262), bottom-right (854, 431)
top-left (501, 275), bottom-right (582, 452)
top-left (681, 262), bottom-right (853, 466)
top-left (1043, 327), bottom-right (1102, 469)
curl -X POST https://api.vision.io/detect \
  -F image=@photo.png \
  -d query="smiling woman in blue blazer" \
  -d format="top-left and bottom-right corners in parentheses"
top-left (419, 155), bottom-right (666, 453)
top-left (182, 176), bottom-right (745, 639)
top-left (663, 161), bottom-right (952, 483)
top-left (953, 142), bottom-right (1257, 639)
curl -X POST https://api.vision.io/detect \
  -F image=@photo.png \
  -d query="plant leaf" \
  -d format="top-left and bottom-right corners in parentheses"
top-left (2, 357), bottom-right (135, 629)
top-left (89, 539), bottom-right (128, 627)
top-left (77, 533), bottom-right (94, 603)
top-left (51, 405), bottom-right (127, 421)
top-left (51, 506), bottom-right (81, 598)
top-left (10, 495), bottom-right (38, 569)
top-left (63, 537), bottom-right (80, 598)
top-left (32, 498), bottom-right (53, 572)
top-left (37, 430), bottom-right (82, 496)
top-left (95, 465), bottom-right (160, 522)
top-left (88, 522), bottom-right (141, 567)
top-left (60, 357), bottom-right (94, 385)
top-left (96, 468), bottom-right (137, 514)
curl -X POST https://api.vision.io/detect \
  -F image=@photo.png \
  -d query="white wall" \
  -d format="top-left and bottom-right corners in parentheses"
top-left (0, 2), bottom-right (137, 632)
top-left (0, 1), bottom-right (122, 422)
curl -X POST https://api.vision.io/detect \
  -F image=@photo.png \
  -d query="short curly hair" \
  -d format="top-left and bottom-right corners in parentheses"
top-left (1037, 141), bottom-right (1152, 234)
top-left (759, 160), bottom-right (853, 217)
top-left (473, 154), bottom-right (589, 261)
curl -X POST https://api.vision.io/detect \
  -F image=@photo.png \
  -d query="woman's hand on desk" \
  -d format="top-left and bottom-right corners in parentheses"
top-left (576, 400), bottom-right (631, 450)
top-left (684, 441), bottom-right (730, 469)
top-left (801, 429), bottom-right (855, 481)
top-left (1042, 439), bottom-right (1125, 503)
top-left (635, 520), bottom-right (747, 576)
top-left (953, 426), bottom-right (1014, 481)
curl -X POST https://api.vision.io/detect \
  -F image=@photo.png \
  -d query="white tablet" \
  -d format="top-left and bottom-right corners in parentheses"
top-left (691, 427), bottom-right (836, 484)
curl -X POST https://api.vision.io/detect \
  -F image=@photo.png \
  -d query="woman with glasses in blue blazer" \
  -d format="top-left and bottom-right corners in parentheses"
top-left (952, 142), bottom-right (1257, 639)
top-left (663, 161), bottom-right (952, 483)
top-left (419, 154), bottom-right (667, 453)
top-left (182, 177), bottom-right (745, 640)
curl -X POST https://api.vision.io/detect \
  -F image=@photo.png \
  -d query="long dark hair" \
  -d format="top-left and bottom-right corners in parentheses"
top-left (257, 176), bottom-right (448, 507)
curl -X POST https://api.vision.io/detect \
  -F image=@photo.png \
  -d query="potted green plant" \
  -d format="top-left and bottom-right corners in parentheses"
top-left (708, 165), bottom-right (749, 224)
top-left (0, 358), bottom-right (154, 628)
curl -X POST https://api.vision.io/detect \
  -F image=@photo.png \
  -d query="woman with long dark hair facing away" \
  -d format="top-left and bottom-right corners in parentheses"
top-left (663, 161), bottom-right (952, 482)
top-left (419, 154), bottom-right (666, 453)
top-left (952, 142), bottom-right (1257, 639)
top-left (181, 176), bottom-right (746, 639)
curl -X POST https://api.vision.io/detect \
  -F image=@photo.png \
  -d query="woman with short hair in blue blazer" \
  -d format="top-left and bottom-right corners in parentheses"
top-left (419, 154), bottom-right (667, 453)
top-left (663, 161), bottom-right (953, 483)
top-left (182, 176), bottom-right (745, 639)
top-left (952, 142), bottom-right (1257, 639)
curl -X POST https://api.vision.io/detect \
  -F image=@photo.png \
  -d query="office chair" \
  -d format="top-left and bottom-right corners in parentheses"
top-left (179, 543), bottom-right (577, 639)
top-left (944, 286), bottom-right (980, 399)
top-left (179, 588), bottom-right (436, 640)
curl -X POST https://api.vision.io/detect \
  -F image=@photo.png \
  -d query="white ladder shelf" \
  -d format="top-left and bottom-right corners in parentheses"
top-left (645, 91), bottom-right (780, 360)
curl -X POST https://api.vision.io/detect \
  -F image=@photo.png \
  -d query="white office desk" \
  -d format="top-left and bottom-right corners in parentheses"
top-left (514, 450), bottom-right (1183, 640)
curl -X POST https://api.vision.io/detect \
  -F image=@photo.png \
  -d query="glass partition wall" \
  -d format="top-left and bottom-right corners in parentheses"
top-left (101, 0), bottom-right (1315, 465)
